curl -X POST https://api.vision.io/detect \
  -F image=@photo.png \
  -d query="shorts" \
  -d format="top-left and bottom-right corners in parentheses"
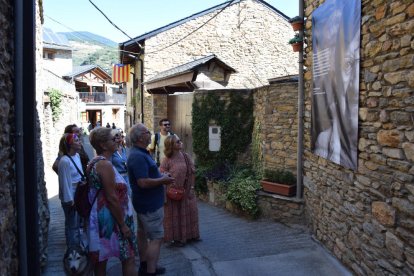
top-left (137, 207), bottom-right (164, 240)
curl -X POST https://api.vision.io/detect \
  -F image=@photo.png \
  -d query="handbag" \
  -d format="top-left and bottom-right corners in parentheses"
top-left (166, 185), bottom-right (185, 201)
top-left (166, 152), bottom-right (190, 201)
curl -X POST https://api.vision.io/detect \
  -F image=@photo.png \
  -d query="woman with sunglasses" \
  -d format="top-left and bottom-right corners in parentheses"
top-left (160, 135), bottom-right (200, 247)
top-left (57, 133), bottom-right (83, 249)
top-left (111, 130), bottom-right (130, 195)
top-left (87, 127), bottom-right (137, 275)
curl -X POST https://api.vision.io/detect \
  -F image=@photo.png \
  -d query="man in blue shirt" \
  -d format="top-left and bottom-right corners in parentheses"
top-left (127, 123), bottom-right (175, 276)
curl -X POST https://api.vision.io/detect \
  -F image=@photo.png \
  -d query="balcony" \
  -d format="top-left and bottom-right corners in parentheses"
top-left (78, 92), bottom-right (126, 104)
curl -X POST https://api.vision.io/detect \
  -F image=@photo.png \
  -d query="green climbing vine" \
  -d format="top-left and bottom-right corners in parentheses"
top-left (192, 92), bottom-right (255, 205)
top-left (192, 92), bottom-right (253, 167)
top-left (251, 119), bottom-right (263, 178)
top-left (49, 88), bottom-right (63, 122)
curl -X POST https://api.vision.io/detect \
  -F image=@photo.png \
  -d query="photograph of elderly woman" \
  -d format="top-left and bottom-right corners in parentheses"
top-left (311, 0), bottom-right (360, 170)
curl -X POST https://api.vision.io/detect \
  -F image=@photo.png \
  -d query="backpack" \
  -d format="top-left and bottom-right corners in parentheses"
top-left (72, 156), bottom-right (103, 219)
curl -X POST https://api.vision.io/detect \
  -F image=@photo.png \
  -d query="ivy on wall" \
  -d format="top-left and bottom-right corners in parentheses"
top-left (251, 119), bottom-right (263, 178)
top-left (192, 92), bottom-right (261, 215)
top-left (49, 88), bottom-right (63, 123)
top-left (192, 92), bottom-right (254, 167)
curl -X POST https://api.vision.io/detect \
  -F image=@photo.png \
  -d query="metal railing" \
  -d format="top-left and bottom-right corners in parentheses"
top-left (78, 92), bottom-right (126, 104)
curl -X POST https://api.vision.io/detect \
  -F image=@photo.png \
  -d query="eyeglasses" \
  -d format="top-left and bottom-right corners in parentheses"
top-left (163, 123), bottom-right (170, 126)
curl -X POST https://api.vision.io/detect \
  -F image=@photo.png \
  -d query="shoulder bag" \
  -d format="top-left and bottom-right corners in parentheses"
top-left (67, 155), bottom-right (101, 218)
top-left (166, 153), bottom-right (190, 201)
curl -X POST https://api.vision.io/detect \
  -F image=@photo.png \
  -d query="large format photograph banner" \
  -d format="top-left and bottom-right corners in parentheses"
top-left (311, 0), bottom-right (361, 170)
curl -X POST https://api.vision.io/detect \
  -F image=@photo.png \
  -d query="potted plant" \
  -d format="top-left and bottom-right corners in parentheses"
top-left (288, 34), bottom-right (303, 52)
top-left (260, 169), bottom-right (296, 196)
top-left (288, 16), bottom-right (303, 31)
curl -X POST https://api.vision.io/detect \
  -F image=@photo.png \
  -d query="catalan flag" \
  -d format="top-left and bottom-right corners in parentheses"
top-left (112, 64), bottom-right (130, 83)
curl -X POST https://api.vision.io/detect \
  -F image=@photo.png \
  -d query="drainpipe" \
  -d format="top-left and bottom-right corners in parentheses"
top-left (14, 0), bottom-right (28, 274)
top-left (139, 57), bottom-right (144, 123)
top-left (296, 0), bottom-right (305, 199)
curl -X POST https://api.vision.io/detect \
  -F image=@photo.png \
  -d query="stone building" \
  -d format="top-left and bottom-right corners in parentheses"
top-left (197, 0), bottom-right (414, 274)
top-left (119, 0), bottom-right (298, 131)
top-left (300, 0), bottom-right (414, 274)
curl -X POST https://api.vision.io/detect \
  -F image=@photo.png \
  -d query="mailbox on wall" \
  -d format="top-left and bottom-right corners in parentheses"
top-left (209, 126), bottom-right (221, 152)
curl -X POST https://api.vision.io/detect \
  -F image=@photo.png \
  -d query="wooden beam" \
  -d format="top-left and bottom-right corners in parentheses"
top-left (145, 72), bottom-right (194, 90)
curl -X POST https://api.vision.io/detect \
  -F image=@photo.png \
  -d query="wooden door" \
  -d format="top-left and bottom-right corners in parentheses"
top-left (167, 93), bottom-right (194, 158)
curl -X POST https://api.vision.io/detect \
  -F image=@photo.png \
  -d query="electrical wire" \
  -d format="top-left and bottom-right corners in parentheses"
top-left (45, 15), bottom-right (116, 48)
top-left (88, 0), bottom-right (143, 51)
top-left (87, 0), bottom-right (235, 56)
top-left (145, 0), bottom-right (236, 54)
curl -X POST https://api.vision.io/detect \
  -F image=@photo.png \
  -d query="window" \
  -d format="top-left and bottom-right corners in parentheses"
top-left (43, 51), bottom-right (55, 60)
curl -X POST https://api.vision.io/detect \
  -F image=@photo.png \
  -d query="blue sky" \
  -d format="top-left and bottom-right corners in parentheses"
top-left (43, 0), bottom-right (299, 43)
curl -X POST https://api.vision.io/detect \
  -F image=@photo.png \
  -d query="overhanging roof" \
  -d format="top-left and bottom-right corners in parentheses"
top-left (63, 65), bottom-right (111, 82)
top-left (144, 55), bottom-right (236, 94)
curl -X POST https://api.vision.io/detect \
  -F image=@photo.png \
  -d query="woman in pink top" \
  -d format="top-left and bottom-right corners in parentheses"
top-left (160, 135), bottom-right (200, 247)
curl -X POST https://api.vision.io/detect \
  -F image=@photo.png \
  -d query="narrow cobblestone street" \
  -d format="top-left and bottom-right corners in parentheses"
top-left (42, 163), bottom-right (350, 276)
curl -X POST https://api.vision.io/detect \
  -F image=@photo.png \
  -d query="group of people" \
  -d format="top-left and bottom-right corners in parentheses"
top-left (55, 118), bottom-right (200, 275)
top-left (87, 121), bottom-right (118, 132)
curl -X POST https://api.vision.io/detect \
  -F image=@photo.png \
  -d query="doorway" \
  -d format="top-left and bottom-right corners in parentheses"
top-left (167, 93), bottom-right (194, 157)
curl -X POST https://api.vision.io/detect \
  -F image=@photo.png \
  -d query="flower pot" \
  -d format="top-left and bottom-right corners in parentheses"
top-left (260, 180), bottom-right (296, 197)
top-left (290, 42), bottom-right (302, 52)
top-left (290, 21), bottom-right (303, 31)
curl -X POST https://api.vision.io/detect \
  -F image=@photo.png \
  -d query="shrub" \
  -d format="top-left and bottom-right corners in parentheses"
top-left (49, 88), bottom-right (63, 122)
top-left (225, 166), bottom-right (261, 217)
top-left (263, 169), bottom-right (296, 185)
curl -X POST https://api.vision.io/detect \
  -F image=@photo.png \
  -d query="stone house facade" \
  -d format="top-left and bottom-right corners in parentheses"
top-left (120, 0), bottom-right (298, 131)
top-left (301, 0), bottom-right (414, 274)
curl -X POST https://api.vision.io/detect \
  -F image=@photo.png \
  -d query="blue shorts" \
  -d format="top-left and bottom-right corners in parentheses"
top-left (137, 207), bottom-right (164, 240)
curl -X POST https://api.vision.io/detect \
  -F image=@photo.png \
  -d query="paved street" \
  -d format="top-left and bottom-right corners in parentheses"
top-left (42, 134), bottom-right (351, 275)
top-left (43, 178), bottom-right (350, 275)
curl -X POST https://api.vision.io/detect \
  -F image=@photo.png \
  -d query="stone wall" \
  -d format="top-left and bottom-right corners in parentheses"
top-left (303, 0), bottom-right (414, 274)
top-left (36, 0), bottom-right (50, 268)
top-left (142, 0), bottom-right (298, 130)
top-left (200, 180), bottom-right (305, 224)
top-left (0, 0), bottom-right (18, 274)
top-left (257, 192), bottom-right (305, 224)
top-left (253, 82), bottom-right (298, 172)
top-left (42, 69), bottom-right (78, 168)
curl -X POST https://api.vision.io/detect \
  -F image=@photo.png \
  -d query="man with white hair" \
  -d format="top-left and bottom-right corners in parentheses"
top-left (127, 123), bottom-right (175, 276)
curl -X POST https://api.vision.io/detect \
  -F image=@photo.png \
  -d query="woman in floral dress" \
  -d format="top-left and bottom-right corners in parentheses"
top-left (160, 135), bottom-right (200, 247)
top-left (87, 127), bottom-right (137, 275)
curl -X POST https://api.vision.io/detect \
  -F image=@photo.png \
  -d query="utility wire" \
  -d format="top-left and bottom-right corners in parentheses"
top-left (145, 0), bottom-right (236, 54)
top-left (88, 0), bottom-right (143, 51)
top-left (87, 0), bottom-right (235, 56)
top-left (45, 15), bottom-right (115, 48)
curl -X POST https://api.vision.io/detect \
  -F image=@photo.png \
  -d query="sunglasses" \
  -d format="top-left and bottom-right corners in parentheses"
top-left (163, 123), bottom-right (170, 126)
